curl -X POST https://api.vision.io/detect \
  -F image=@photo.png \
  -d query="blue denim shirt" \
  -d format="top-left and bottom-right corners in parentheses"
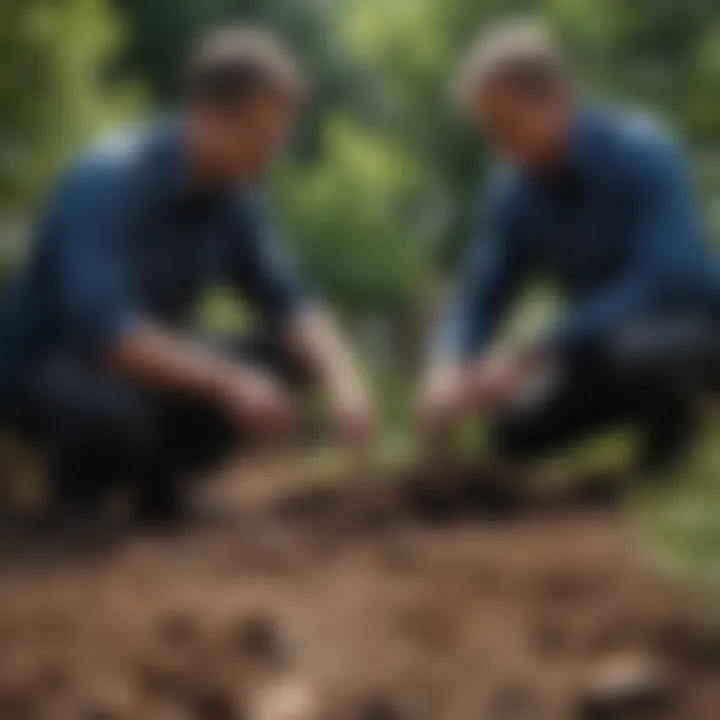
top-left (436, 105), bottom-right (720, 360)
top-left (0, 119), bottom-right (310, 394)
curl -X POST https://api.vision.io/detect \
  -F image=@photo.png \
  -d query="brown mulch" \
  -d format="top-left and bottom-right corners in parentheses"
top-left (0, 464), bottom-right (717, 719)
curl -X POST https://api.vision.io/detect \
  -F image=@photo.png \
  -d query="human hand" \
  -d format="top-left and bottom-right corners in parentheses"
top-left (218, 367), bottom-right (297, 442)
top-left (467, 343), bottom-right (546, 411)
top-left (327, 380), bottom-right (377, 451)
top-left (416, 363), bottom-right (467, 441)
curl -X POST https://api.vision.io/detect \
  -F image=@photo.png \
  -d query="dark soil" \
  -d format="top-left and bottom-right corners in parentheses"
top-left (0, 463), bottom-right (717, 720)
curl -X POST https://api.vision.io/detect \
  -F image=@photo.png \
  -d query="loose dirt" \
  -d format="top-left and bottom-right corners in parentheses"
top-left (0, 464), bottom-right (717, 719)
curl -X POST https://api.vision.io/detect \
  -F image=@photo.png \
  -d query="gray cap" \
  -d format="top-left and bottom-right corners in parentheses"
top-left (188, 26), bottom-right (307, 103)
top-left (451, 19), bottom-right (566, 112)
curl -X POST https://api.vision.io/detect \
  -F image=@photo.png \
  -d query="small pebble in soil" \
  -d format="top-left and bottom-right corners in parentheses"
top-left (577, 653), bottom-right (670, 719)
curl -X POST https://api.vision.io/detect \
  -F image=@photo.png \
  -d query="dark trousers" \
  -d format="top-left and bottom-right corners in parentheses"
top-left (6, 334), bottom-right (305, 512)
top-left (492, 314), bottom-right (720, 469)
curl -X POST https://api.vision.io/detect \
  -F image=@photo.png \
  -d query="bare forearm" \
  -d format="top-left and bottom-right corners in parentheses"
top-left (423, 357), bottom-right (465, 389)
top-left (285, 309), bottom-right (375, 447)
top-left (284, 310), bottom-right (367, 396)
top-left (104, 321), bottom-right (237, 400)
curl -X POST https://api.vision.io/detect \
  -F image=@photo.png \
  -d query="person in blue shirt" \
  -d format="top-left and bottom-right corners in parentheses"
top-left (0, 27), bottom-right (375, 521)
top-left (417, 20), bottom-right (720, 472)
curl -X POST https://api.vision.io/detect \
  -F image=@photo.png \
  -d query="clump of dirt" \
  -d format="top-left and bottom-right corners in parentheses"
top-left (0, 464), bottom-right (717, 719)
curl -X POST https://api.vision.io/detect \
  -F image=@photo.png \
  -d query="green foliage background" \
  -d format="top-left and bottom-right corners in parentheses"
top-left (2, 0), bottom-right (719, 306)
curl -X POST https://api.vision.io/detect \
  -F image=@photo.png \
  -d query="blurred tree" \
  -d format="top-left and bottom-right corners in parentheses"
top-left (275, 117), bottom-right (434, 316)
top-left (548, 0), bottom-right (720, 142)
top-left (0, 0), bottom-right (140, 213)
top-left (3, 0), bottom-right (718, 307)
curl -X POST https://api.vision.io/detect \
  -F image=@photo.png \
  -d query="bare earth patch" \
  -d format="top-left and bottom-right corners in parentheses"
top-left (0, 464), bottom-right (717, 719)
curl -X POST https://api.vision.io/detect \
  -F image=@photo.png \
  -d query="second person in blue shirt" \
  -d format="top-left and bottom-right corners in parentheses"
top-left (418, 20), bottom-right (720, 473)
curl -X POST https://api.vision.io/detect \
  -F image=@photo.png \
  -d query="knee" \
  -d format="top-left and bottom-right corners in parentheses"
top-left (51, 392), bottom-right (158, 462)
top-left (606, 317), bottom-right (715, 390)
top-left (491, 408), bottom-right (546, 461)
